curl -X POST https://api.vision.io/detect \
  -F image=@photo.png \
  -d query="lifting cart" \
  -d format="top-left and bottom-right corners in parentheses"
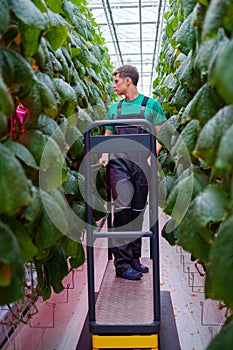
top-left (83, 119), bottom-right (180, 350)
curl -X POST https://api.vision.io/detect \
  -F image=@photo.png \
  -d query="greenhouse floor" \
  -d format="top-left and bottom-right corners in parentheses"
top-left (2, 210), bottom-right (225, 350)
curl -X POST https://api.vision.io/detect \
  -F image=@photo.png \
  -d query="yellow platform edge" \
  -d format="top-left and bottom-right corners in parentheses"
top-left (92, 333), bottom-right (158, 349)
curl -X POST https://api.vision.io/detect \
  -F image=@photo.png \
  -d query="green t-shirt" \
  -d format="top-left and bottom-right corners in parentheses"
top-left (104, 94), bottom-right (166, 132)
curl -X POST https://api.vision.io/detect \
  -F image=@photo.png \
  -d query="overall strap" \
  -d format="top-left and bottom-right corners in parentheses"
top-left (117, 99), bottom-right (124, 118)
top-left (141, 96), bottom-right (149, 107)
top-left (139, 96), bottom-right (149, 117)
top-left (117, 96), bottom-right (149, 119)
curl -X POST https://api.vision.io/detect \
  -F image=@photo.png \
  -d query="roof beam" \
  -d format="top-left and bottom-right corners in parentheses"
top-left (149, 0), bottom-right (167, 92)
top-left (104, 0), bottom-right (124, 65)
top-left (139, 0), bottom-right (143, 90)
top-left (99, 21), bottom-right (157, 26)
top-left (89, 3), bottom-right (161, 10)
top-left (88, 0), bottom-right (168, 96)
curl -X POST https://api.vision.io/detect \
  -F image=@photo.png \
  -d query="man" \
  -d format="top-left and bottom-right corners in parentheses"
top-left (99, 65), bottom-right (166, 280)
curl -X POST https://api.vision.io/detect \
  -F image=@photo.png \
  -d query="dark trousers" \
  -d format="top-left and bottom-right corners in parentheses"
top-left (108, 158), bottom-right (148, 272)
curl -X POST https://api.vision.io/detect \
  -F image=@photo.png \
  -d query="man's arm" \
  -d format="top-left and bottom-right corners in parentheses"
top-left (147, 122), bottom-right (164, 166)
top-left (155, 123), bottom-right (164, 156)
top-left (98, 128), bottom-right (113, 167)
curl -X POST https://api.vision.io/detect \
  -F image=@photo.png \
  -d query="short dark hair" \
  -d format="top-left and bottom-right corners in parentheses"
top-left (112, 65), bottom-right (139, 86)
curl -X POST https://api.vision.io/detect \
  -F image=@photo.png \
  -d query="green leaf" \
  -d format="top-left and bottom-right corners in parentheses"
top-left (34, 259), bottom-right (51, 300)
top-left (53, 78), bottom-right (77, 117)
top-left (209, 38), bottom-right (233, 104)
top-left (36, 72), bottom-right (61, 108)
top-left (65, 123), bottom-right (82, 146)
top-left (19, 129), bottom-right (67, 190)
top-left (7, 220), bottom-right (38, 263)
top-left (0, 262), bottom-right (24, 305)
top-left (70, 201), bottom-right (87, 235)
top-left (68, 34), bottom-right (83, 58)
top-left (205, 318), bottom-right (233, 350)
top-left (164, 173), bottom-right (194, 223)
top-left (32, 0), bottom-right (48, 13)
top-left (73, 170), bottom-right (86, 200)
top-left (193, 105), bottom-right (233, 167)
top-left (0, 262), bottom-right (11, 287)
top-left (66, 126), bottom-right (84, 160)
top-left (223, 1), bottom-right (233, 34)
top-left (54, 48), bottom-right (70, 81)
top-left (175, 120), bottom-right (200, 157)
top-left (76, 107), bottom-right (93, 133)
top-left (162, 218), bottom-right (179, 246)
top-left (0, 47), bottom-right (36, 97)
top-left (181, 83), bottom-right (224, 125)
top-left (69, 242), bottom-right (85, 269)
top-left (166, 20), bottom-right (174, 38)
top-left (45, 245), bottom-right (68, 294)
top-left (4, 139), bottom-right (38, 169)
top-left (45, 0), bottom-right (63, 13)
top-left (35, 191), bottom-right (68, 250)
top-left (9, 0), bottom-right (47, 29)
top-left (45, 11), bottom-right (69, 51)
top-left (215, 124), bottom-right (233, 173)
top-left (157, 116), bottom-right (180, 150)
top-left (205, 216), bottom-right (233, 308)
top-left (176, 201), bottom-right (211, 262)
top-left (0, 112), bottom-right (7, 134)
top-left (161, 73), bottom-right (178, 92)
top-left (0, 223), bottom-right (24, 304)
top-left (202, 0), bottom-right (230, 39)
top-left (175, 52), bottom-right (201, 93)
top-left (18, 129), bottom-right (50, 165)
top-left (58, 236), bottom-right (85, 269)
top-left (170, 84), bottom-right (191, 109)
top-left (193, 185), bottom-right (230, 243)
top-left (0, 0), bottom-right (10, 36)
top-left (158, 175), bottom-right (176, 207)
top-left (19, 23), bottom-right (43, 57)
top-left (0, 143), bottom-right (32, 215)
top-left (175, 12), bottom-right (196, 55)
top-left (63, 169), bottom-right (79, 196)
top-left (198, 0), bottom-right (208, 5)
top-left (22, 81), bottom-right (58, 121)
top-left (0, 75), bottom-right (14, 116)
top-left (194, 29), bottom-right (229, 82)
top-left (58, 235), bottom-right (78, 258)
top-left (36, 113), bottom-right (68, 152)
top-left (0, 223), bottom-right (22, 265)
top-left (93, 195), bottom-right (107, 222)
top-left (49, 188), bottom-right (68, 212)
top-left (36, 37), bottom-right (54, 76)
top-left (184, 0), bottom-right (197, 17)
top-left (23, 186), bottom-right (42, 225)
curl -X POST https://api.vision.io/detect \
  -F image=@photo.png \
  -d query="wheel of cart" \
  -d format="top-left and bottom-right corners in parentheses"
top-left (83, 119), bottom-right (180, 350)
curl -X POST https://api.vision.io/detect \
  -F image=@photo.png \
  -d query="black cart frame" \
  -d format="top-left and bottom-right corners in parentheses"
top-left (84, 119), bottom-right (160, 335)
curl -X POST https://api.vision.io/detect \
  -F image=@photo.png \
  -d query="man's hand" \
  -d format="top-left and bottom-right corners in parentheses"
top-left (98, 128), bottom-right (113, 167)
top-left (99, 153), bottom-right (109, 167)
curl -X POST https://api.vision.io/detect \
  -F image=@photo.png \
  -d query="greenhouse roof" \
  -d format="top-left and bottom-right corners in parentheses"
top-left (87, 0), bottom-right (168, 96)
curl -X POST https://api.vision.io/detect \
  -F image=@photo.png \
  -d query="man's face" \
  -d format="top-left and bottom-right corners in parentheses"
top-left (113, 73), bottom-right (127, 95)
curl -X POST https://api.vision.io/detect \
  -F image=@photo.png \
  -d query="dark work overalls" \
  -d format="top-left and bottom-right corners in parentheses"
top-left (108, 96), bottom-right (150, 273)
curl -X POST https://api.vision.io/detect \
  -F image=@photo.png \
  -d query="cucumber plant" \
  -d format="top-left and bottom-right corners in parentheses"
top-left (0, 0), bottom-right (115, 311)
top-left (154, 0), bottom-right (233, 348)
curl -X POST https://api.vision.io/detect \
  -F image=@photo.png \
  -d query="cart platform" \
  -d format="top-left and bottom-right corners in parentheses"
top-left (95, 258), bottom-right (153, 326)
top-left (77, 289), bottom-right (180, 350)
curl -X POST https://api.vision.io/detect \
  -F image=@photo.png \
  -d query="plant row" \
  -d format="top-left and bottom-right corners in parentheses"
top-left (0, 0), bottom-right (115, 308)
top-left (154, 0), bottom-right (233, 348)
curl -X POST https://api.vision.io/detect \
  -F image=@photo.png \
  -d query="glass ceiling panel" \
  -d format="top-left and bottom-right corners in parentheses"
top-left (87, 0), bottom-right (168, 96)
